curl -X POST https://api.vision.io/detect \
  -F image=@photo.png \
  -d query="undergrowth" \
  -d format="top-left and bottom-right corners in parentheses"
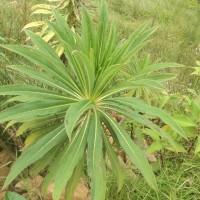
top-left (106, 155), bottom-right (200, 200)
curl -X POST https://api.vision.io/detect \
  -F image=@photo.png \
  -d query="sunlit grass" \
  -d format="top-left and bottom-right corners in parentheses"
top-left (106, 155), bottom-right (200, 200)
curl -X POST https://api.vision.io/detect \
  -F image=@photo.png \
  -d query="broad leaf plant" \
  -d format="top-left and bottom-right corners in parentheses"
top-left (0, 1), bottom-right (186, 199)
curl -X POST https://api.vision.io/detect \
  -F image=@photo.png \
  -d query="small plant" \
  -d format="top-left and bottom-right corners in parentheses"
top-left (0, 1), bottom-right (186, 199)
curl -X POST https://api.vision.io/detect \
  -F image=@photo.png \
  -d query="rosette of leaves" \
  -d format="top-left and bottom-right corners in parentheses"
top-left (0, 1), bottom-right (186, 200)
top-left (23, 0), bottom-right (80, 56)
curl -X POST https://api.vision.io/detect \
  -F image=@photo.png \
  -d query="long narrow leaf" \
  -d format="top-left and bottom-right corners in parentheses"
top-left (110, 97), bottom-right (187, 139)
top-left (100, 111), bottom-right (158, 190)
top-left (53, 114), bottom-right (91, 200)
top-left (3, 125), bottom-right (66, 189)
top-left (0, 85), bottom-right (76, 101)
top-left (87, 111), bottom-right (106, 200)
top-left (0, 100), bottom-right (70, 123)
top-left (102, 130), bottom-right (124, 192)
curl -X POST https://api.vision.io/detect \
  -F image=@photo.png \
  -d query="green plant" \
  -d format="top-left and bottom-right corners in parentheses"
top-left (146, 91), bottom-right (200, 155)
top-left (0, 1), bottom-right (186, 199)
top-left (4, 191), bottom-right (27, 200)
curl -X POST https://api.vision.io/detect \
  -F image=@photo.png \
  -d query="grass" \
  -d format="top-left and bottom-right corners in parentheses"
top-left (0, 0), bottom-right (44, 43)
top-left (106, 155), bottom-right (200, 200)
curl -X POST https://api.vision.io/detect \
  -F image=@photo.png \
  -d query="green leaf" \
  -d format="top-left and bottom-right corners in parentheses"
top-left (146, 141), bottom-right (163, 154)
top-left (102, 130), bottom-right (124, 192)
top-left (132, 78), bottom-right (165, 91)
top-left (25, 30), bottom-right (61, 60)
top-left (51, 9), bottom-right (76, 48)
top-left (145, 74), bottom-right (177, 82)
top-left (87, 111), bottom-right (106, 200)
top-left (190, 100), bottom-right (200, 119)
top-left (4, 191), bottom-right (27, 200)
top-left (110, 97), bottom-right (187, 139)
top-left (65, 157), bottom-right (84, 200)
top-left (137, 63), bottom-right (181, 76)
top-left (99, 24), bottom-right (117, 69)
top-left (106, 102), bottom-right (178, 151)
top-left (0, 100), bottom-right (70, 123)
top-left (195, 136), bottom-right (200, 154)
top-left (0, 45), bottom-right (80, 94)
top-left (81, 8), bottom-right (95, 54)
top-left (65, 100), bottom-right (93, 140)
top-left (72, 51), bottom-right (95, 96)
top-left (98, 81), bottom-right (138, 100)
top-left (96, 0), bottom-right (108, 65)
top-left (108, 23), bottom-right (146, 64)
top-left (93, 64), bottom-right (124, 97)
top-left (143, 129), bottom-right (160, 140)
top-left (174, 114), bottom-right (196, 127)
top-left (101, 111), bottom-right (158, 191)
top-left (52, 115), bottom-right (90, 200)
top-left (166, 143), bottom-right (186, 153)
top-left (6, 65), bottom-right (80, 98)
top-left (30, 145), bottom-right (61, 176)
top-left (3, 125), bottom-right (66, 189)
top-left (0, 85), bottom-right (75, 101)
top-left (16, 117), bottom-right (59, 136)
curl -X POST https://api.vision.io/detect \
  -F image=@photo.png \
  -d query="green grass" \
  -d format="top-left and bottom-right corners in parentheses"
top-left (106, 155), bottom-right (200, 200)
top-left (0, 0), bottom-right (44, 42)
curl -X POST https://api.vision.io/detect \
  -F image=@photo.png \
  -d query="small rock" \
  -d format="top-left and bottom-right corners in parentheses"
top-left (145, 154), bottom-right (157, 163)
top-left (73, 179), bottom-right (89, 200)
top-left (15, 175), bottom-right (43, 190)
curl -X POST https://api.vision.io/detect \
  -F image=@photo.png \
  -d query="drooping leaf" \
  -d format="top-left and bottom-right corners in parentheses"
top-left (110, 97), bottom-right (187, 139)
top-left (53, 115), bottom-right (91, 200)
top-left (0, 100), bottom-right (70, 123)
top-left (65, 157), bottom-right (84, 200)
top-left (87, 111), bottom-right (106, 200)
top-left (101, 111), bottom-right (158, 191)
top-left (3, 125), bottom-right (66, 189)
top-left (102, 130), bottom-right (124, 192)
